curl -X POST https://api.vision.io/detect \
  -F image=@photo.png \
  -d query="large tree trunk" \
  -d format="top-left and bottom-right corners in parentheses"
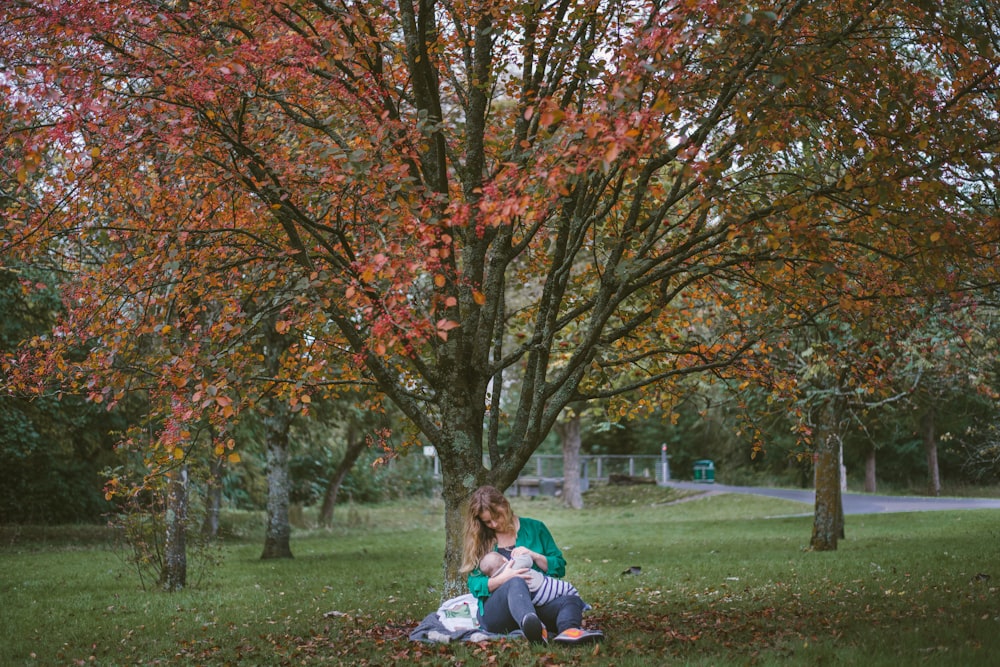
top-left (864, 446), bottom-right (877, 494)
top-left (441, 481), bottom-right (469, 600)
top-left (161, 464), bottom-right (189, 592)
top-left (811, 400), bottom-right (844, 551)
top-left (318, 424), bottom-right (368, 527)
top-left (436, 383), bottom-right (493, 598)
top-left (555, 414), bottom-right (583, 510)
top-left (439, 448), bottom-right (487, 599)
top-left (922, 409), bottom-right (941, 497)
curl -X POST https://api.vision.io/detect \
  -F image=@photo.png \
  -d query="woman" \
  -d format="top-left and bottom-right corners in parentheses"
top-left (460, 485), bottom-right (602, 645)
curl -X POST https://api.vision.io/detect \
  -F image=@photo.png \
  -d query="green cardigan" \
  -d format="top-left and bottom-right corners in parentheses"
top-left (467, 516), bottom-right (567, 612)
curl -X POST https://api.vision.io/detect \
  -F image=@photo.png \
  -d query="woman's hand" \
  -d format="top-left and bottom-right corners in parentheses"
top-left (511, 546), bottom-right (549, 573)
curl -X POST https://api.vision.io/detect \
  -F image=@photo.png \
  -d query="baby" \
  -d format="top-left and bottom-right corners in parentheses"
top-left (479, 550), bottom-right (581, 606)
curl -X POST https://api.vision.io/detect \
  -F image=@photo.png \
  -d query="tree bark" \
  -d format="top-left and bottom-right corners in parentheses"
top-left (923, 408), bottom-right (941, 497)
top-left (318, 424), bottom-right (368, 527)
top-left (555, 414), bottom-right (584, 509)
top-left (440, 467), bottom-right (479, 599)
top-left (260, 317), bottom-right (295, 559)
top-left (161, 464), bottom-right (189, 591)
top-left (864, 446), bottom-right (877, 494)
top-left (434, 379), bottom-right (493, 598)
top-left (261, 406), bottom-right (294, 559)
top-left (811, 435), bottom-right (842, 550)
top-left (811, 399), bottom-right (844, 550)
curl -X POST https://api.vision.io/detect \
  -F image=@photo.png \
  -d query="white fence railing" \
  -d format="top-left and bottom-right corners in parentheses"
top-left (521, 454), bottom-right (670, 483)
top-left (508, 453), bottom-right (672, 496)
top-left (424, 449), bottom-right (674, 496)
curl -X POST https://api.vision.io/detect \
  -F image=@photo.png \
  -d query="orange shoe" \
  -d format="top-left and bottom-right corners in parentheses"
top-left (554, 628), bottom-right (604, 645)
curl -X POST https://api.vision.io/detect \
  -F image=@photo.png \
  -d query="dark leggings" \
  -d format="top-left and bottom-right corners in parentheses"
top-left (480, 578), bottom-right (585, 635)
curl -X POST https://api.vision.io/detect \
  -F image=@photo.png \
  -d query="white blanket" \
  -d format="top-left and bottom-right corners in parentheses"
top-left (409, 594), bottom-right (500, 643)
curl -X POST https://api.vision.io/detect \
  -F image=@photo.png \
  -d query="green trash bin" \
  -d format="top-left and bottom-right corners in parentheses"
top-left (693, 459), bottom-right (715, 483)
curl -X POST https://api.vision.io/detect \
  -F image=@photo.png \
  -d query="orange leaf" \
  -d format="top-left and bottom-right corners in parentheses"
top-left (539, 108), bottom-right (564, 126)
top-left (436, 318), bottom-right (459, 341)
top-left (603, 143), bottom-right (622, 164)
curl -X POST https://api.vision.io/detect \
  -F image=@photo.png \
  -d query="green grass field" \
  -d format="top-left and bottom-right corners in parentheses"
top-left (2, 485), bottom-right (999, 666)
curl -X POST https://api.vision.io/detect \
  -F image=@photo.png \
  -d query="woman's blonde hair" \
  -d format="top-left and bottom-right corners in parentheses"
top-left (459, 486), bottom-right (516, 574)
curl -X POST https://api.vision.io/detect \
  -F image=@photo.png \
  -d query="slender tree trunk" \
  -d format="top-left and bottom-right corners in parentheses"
top-left (811, 400), bottom-right (844, 550)
top-left (201, 455), bottom-right (223, 539)
top-left (811, 435), bottom-right (842, 550)
top-left (260, 319), bottom-right (294, 559)
top-left (555, 414), bottom-right (583, 509)
top-left (261, 406), bottom-right (294, 559)
top-left (864, 446), bottom-right (877, 494)
top-left (161, 464), bottom-right (189, 591)
top-left (923, 409), bottom-right (941, 497)
top-left (318, 425), bottom-right (368, 527)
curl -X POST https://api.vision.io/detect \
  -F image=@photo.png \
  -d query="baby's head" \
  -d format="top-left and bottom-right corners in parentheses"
top-left (479, 551), bottom-right (509, 576)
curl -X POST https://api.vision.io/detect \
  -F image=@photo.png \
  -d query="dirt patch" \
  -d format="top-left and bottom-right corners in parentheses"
top-left (582, 482), bottom-right (703, 507)
top-left (653, 490), bottom-right (725, 506)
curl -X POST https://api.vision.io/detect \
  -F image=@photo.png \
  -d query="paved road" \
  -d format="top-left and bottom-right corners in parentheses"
top-left (664, 481), bottom-right (1000, 514)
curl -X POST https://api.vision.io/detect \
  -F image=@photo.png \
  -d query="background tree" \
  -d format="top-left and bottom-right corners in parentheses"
top-left (0, 92), bottom-right (125, 524)
top-left (0, 264), bottom-right (126, 524)
top-left (898, 297), bottom-right (1000, 495)
top-left (312, 394), bottom-right (397, 527)
top-left (554, 408), bottom-right (585, 509)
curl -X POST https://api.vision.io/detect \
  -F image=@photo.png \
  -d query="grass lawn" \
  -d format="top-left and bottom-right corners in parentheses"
top-left (2, 485), bottom-right (999, 666)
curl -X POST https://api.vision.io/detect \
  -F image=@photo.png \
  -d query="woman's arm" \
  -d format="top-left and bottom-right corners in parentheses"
top-left (515, 519), bottom-right (566, 578)
top-left (469, 560), bottom-right (534, 596)
top-left (512, 545), bottom-right (549, 573)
